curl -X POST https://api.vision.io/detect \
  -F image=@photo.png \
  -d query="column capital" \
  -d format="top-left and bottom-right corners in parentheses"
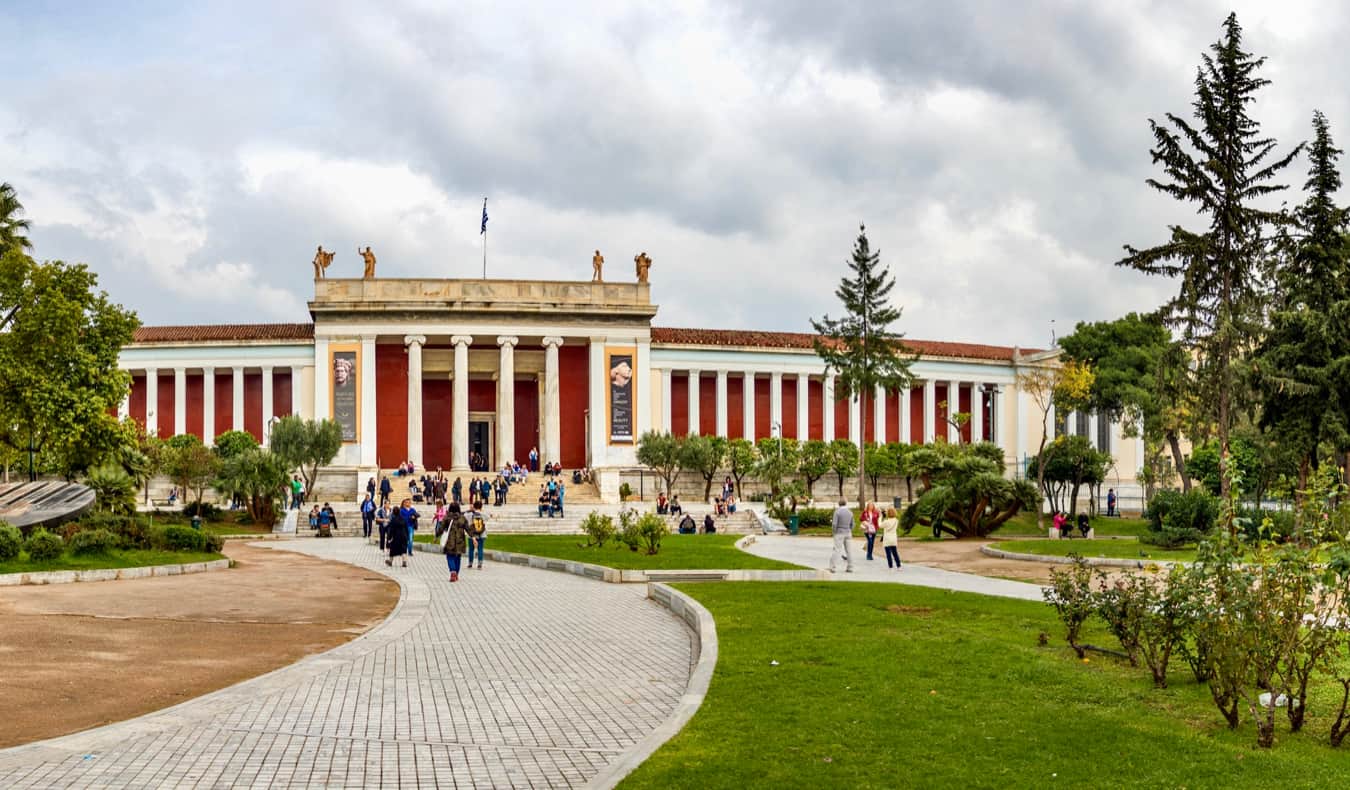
top-left (542, 336), bottom-right (564, 348)
top-left (261, 365), bottom-right (274, 374)
top-left (688, 368), bottom-right (701, 377)
top-left (405, 334), bottom-right (428, 348)
top-left (202, 366), bottom-right (215, 375)
top-left (359, 333), bottom-right (378, 343)
top-left (145, 366), bottom-right (158, 375)
top-left (496, 335), bottom-right (519, 348)
top-left (232, 365), bottom-right (244, 373)
top-left (173, 366), bottom-right (186, 374)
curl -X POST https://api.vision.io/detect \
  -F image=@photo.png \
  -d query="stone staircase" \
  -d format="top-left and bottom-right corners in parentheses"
top-left (288, 502), bottom-right (763, 537)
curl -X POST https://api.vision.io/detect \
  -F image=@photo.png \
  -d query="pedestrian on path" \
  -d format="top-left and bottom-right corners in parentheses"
top-left (829, 498), bottom-right (856, 573)
top-left (379, 475), bottom-right (393, 508)
top-left (400, 498), bottom-right (419, 558)
top-left (386, 507), bottom-right (410, 567)
top-left (465, 501), bottom-right (487, 570)
top-left (881, 506), bottom-right (901, 569)
top-left (361, 494), bottom-right (375, 539)
top-left (375, 501), bottom-right (390, 549)
top-left (438, 502), bottom-right (468, 582)
top-left (861, 501), bottom-right (880, 561)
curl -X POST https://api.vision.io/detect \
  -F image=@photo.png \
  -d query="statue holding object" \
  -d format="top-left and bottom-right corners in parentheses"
top-left (312, 245), bottom-right (335, 279)
top-left (359, 246), bottom-right (377, 278)
top-left (592, 249), bottom-right (604, 282)
top-left (634, 251), bottom-right (652, 283)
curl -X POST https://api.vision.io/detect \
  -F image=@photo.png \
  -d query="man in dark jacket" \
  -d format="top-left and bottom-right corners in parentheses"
top-left (386, 508), bottom-right (409, 567)
top-left (379, 475), bottom-right (393, 508)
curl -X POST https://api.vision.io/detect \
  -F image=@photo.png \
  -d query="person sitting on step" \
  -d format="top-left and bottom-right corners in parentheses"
top-left (669, 494), bottom-right (683, 516)
top-left (537, 486), bottom-right (551, 518)
top-left (678, 513), bottom-right (696, 534)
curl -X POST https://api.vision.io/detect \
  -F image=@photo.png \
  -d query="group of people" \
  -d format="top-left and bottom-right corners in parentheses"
top-left (289, 476), bottom-right (307, 510)
top-left (655, 492), bottom-right (683, 515)
top-left (362, 495), bottom-right (488, 581)
top-left (536, 478), bottom-right (567, 517)
top-left (308, 502), bottom-right (338, 533)
top-left (829, 499), bottom-right (903, 573)
top-left (676, 512), bottom-right (718, 535)
top-left (393, 460), bottom-right (417, 477)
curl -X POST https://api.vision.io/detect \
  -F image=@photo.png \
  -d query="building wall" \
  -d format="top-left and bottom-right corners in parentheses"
top-left (558, 344), bottom-right (588, 467)
top-left (375, 343), bottom-right (409, 465)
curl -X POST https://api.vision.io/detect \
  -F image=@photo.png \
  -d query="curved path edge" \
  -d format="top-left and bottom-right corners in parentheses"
top-left (585, 583), bottom-right (718, 789)
top-left (0, 558), bottom-right (230, 587)
top-left (981, 543), bottom-right (1182, 569)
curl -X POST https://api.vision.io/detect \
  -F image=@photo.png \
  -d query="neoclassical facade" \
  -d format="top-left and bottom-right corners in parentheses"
top-left (117, 277), bottom-right (1144, 501)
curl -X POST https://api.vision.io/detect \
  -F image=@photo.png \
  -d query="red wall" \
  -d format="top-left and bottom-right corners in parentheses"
top-left (186, 374), bottom-right (204, 439)
top-left (727, 376), bottom-right (745, 438)
top-left (423, 379), bottom-right (453, 469)
top-left (959, 385), bottom-right (972, 443)
top-left (275, 371), bottom-right (293, 417)
top-left (156, 373), bottom-right (174, 437)
top-left (698, 373), bottom-right (716, 436)
top-left (514, 379), bottom-right (539, 465)
top-left (376, 343), bottom-right (409, 466)
top-left (214, 373), bottom-right (234, 438)
top-left (834, 389), bottom-right (849, 442)
top-left (782, 377), bottom-right (798, 439)
top-left (935, 384), bottom-right (949, 441)
top-left (754, 376), bottom-right (770, 440)
top-left (244, 373), bottom-right (263, 441)
top-left (468, 379), bottom-right (495, 412)
top-left (129, 375), bottom-right (147, 430)
top-left (671, 373), bottom-right (689, 435)
top-left (809, 380), bottom-right (824, 440)
top-left (886, 389), bottom-right (900, 443)
top-left (558, 344), bottom-right (588, 467)
top-left (909, 386), bottom-right (924, 443)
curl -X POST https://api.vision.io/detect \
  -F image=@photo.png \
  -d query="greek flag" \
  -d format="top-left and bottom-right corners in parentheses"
top-left (480, 199), bottom-right (488, 234)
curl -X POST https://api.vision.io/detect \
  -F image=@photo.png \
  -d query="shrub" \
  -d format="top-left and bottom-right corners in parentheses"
top-left (57, 521), bottom-right (84, 541)
top-left (795, 507), bottom-right (833, 528)
top-left (637, 512), bottom-right (668, 555)
top-left (619, 482), bottom-right (633, 501)
top-left (157, 524), bottom-right (206, 552)
top-left (0, 523), bottom-right (21, 561)
top-left (1043, 556), bottom-right (1095, 658)
top-left (579, 511), bottom-right (615, 548)
top-left (183, 501), bottom-right (223, 521)
top-left (69, 528), bottom-right (119, 556)
top-left (24, 529), bottom-right (64, 562)
top-left (1142, 489), bottom-right (1218, 548)
top-left (615, 510), bottom-right (642, 552)
top-left (203, 533), bottom-right (225, 553)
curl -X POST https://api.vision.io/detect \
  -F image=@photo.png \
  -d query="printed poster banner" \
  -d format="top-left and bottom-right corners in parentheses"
top-left (330, 347), bottom-right (359, 442)
top-left (607, 348), bottom-right (635, 444)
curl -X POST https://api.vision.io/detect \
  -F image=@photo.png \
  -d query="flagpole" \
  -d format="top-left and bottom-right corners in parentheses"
top-left (482, 197), bottom-right (488, 279)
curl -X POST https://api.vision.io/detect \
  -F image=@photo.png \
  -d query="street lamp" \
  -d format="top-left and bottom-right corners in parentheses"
top-left (980, 384), bottom-right (1001, 444)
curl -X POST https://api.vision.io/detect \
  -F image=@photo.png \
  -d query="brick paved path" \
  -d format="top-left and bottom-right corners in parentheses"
top-left (0, 539), bottom-right (692, 789)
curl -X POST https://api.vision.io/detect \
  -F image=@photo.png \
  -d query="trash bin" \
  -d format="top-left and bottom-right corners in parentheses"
top-left (190, 515), bottom-right (202, 531)
top-left (787, 515), bottom-right (800, 535)
top-left (893, 496), bottom-right (904, 510)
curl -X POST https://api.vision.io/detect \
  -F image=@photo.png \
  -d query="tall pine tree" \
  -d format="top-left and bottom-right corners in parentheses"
top-left (1117, 13), bottom-right (1301, 503)
top-left (812, 225), bottom-right (915, 505)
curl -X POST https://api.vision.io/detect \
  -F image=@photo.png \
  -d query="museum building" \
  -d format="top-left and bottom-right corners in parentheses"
top-left (116, 276), bottom-right (1143, 501)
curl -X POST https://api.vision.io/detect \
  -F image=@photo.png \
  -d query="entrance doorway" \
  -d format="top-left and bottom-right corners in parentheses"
top-left (469, 419), bottom-right (492, 471)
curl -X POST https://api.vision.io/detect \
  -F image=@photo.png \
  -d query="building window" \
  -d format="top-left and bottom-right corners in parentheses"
top-left (1075, 411), bottom-right (1089, 438)
top-left (1097, 413), bottom-right (1111, 452)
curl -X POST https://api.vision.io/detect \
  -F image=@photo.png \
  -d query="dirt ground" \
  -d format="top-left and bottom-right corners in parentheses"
top-left (0, 541), bottom-right (398, 749)
top-left (898, 537), bottom-right (1105, 584)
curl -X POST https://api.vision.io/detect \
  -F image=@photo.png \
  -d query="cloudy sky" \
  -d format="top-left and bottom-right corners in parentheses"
top-left (1, 1), bottom-right (1343, 347)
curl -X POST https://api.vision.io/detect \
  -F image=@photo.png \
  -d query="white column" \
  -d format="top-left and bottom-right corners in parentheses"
top-left (542, 336), bottom-right (563, 467)
top-left (797, 373), bottom-right (810, 441)
top-left (873, 384), bottom-right (886, 444)
top-left (922, 379), bottom-right (936, 443)
top-left (145, 368), bottom-right (159, 436)
top-left (232, 366), bottom-right (245, 432)
top-left (359, 336), bottom-right (377, 466)
top-left (946, 381), bottom-right (960, 443)
top-left (715, 370), bottom-right (729, 438)
top-left (290, 365), bottom-right (304, 416)
top-left (588, 339), bottom-right (607, 466)
top-left (452, 335), bottom-right (473, 470)
top-left (1064, 410), bottom-right (1076, 436)
top-left (899, 386), bottom-right (911, 445)
top-left (260, 366), bottom-right (274, 446)
top-left (822, 373), bottom-right (835, 441)
top-left (1089, 411), bottom-right (1100, 450)
top-left (635, 339), bottom-right (652, 440)
top-left (848, 390), bottom-right (862, 446)
top-left (173, 367), bottom-right (186, 437)
top-left (117, 380), bottom-right (130, 420)
top-left (687, 370), bottom-right (701, 435)
top-left (1046, 402), bottom-right (1057, 443)
top-left (1014, 381), bottom-right (1027, 463)
top-left (971, 385), bottom-right (984, 444)
top-left (770, 371), bottom-right (783, 435)
top-left (497, 336), bottom-right (518, 466)
top-left (313, 336), bottom-right (329, 420)
top-left (201, 368), bottom-right (215, 446)
top-left (405, 335), bottom-right (426, 468)
top-left (742, 372), bottom-right (756, 440)
top-left (660, 368), bottom-right (673, 432)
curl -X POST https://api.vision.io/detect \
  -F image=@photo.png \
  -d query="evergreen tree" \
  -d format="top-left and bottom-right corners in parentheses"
top-left (812, 225), bottom-right (916, 505)
top-left (1117, 13), bottom-right (1301, 503)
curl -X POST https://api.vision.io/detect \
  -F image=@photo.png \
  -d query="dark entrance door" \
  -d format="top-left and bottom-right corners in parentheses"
top-left (469, 420), bottom-right (491, 470)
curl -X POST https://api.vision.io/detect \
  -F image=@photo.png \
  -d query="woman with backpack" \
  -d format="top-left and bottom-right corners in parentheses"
top-left (438, 503), bottom-right (468, 582)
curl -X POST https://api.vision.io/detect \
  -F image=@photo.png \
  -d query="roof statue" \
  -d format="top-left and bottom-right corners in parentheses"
top-left (634, 251), bottom-right (652, 283)
top-left (312, 245), bottom-right (335, 279)
top-left (359, 246), bottom-right (377, 278)
top-left (592, 249), bottom-right (604, 282)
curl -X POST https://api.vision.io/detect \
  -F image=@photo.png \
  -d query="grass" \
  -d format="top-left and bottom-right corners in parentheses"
top-left (988, 538), bottom-right (1196, 562)
top-left (621, 581), bottom-right (1350, 789)
top-left (798, 511), bottom-right (1150, 540)
top-left (414, 533), bottom-right (805, 570)
top-left (0, 549), bottom-right (225, 575)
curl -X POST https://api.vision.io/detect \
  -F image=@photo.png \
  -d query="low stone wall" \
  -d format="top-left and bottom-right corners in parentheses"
top-left (0, 558), bottom-right (231, 586)
top-left (980, 544), bottom-right (1180, 570)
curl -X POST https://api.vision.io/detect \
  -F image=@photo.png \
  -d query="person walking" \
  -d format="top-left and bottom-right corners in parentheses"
top-left (375, 500), bottom-right (390, 550)
top-left (379, 475), bottom-right (393, 508)
top-left (400, 498), bottom-right (419, 559)
top-left (366, 476), bottom-right (376, 503)
top-left (881, 506), bottom-right (901, 569)
top-left (829, 498), bottom-right (856, 573)
top-left (291, 476), bottom-right (304, 510)
top-left (386, 505), bottom-right (410, 567)
top-left (452, 476), bottom-right (463, 506)
top-left (439, 503), bottom-right (468, 582)
top-left (861, 501), bottom-right (880, 561)
top-left (361, 494), bottom-right (375, 540)
top-left (465, 501), bottom-right (487, 570)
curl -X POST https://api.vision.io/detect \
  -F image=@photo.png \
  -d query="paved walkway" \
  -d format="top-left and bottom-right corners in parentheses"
top-left (0, 539), bottom-right (692, 789)
top-left (743, 535), bottom-right (1047, 602)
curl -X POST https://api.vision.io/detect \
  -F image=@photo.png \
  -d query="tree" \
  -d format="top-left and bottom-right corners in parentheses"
top-left (268, 416), bottom-right (342, 495)
top-left (754, 436), bottom-right (800, 500)
top-left (680, 434), bottom-right (727, 501)
top-left (798, 440), bottom-right (831, 497)
top-left (828, 439), bottom-right (858, 496)
top-left (216, 447), bottom-right (290, 525)
top-left (889, 442), bottom-right (916, 501)
top-left (1118, 13), bottom-right (1301, 504)
top-left (0, 182), bottom-right (31, 257)
top-left (901, 442), bottom-right (1039, 538)
top-left (1026, 436), bottom-right (1111, 517)
top-left (0, 250), bottom-right (139, 480)
top-left (1018, 361), bottom-right (1094, 529)
top-left (161, 435), bottom-right (221, 510)
top-left (725, 438), bottom-right (757, 499)
top-left (863, 442), bottom-right (897, 502)
top-left (212, 430), bottom-right (260, 460)
top-left (637, 431), bottom-right (686, 495)
top-left (812, 225), bottom-right (916, 504)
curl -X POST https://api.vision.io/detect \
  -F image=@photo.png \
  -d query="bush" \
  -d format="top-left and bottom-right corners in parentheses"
top-left (1141, 489), bottom-right (1218, 548)
top-left (637, 512), bottom-right (668, 555)
top-left (619, 482), bottom-right (633, 501)
top-left (616, 510), bottom-right (642, 552)
top-left (69, 528), bottom-right (119, 556)
top-left (1043, 556), bottom-right (1095, 659)
top-left (157, 524), bottom-right (206, 552)
top-left (24, 529), bottom-right (64, 562)
top-left (76, 512), bottom-right (152, 549)
top-left (579, 511), bottom-right (616, 548)
top-left (0, 523), bottom-right (21, 561)
top-left (203, 533), bottom-right (225, 553)
top-left (1236, 506), bottom-right (1295, 543)
top-left (795, 508), bottom-right (833, 528)
top-left (183, 501), bottom-right (223, 521)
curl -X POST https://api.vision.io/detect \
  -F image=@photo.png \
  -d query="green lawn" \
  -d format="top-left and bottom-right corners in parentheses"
top-left (989, 538), bottom-right (1195, 562)
top-left (798, 511), bottom-right (1149, 540)
top-left (622, 582), bottom-right (1350, 789)
top-left (0, 549), bottom-right (225, 575)
top-left (415, 533), bottom-right (805, 570)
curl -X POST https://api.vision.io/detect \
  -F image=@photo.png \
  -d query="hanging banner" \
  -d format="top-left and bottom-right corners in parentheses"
top-left (330, 346), bottom-right (359, 442)
top-left (607, 347), bottom-right (635, 444)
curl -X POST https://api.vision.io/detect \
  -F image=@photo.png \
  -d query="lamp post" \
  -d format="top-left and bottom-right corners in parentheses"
top-left (980, 383), bottom-right (1001, 444)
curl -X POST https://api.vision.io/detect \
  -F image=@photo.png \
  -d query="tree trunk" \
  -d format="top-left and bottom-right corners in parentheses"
top-left (1167, 431), bottom-right (1189, 493)
top-left (857, 391), bottom-right (868, 507)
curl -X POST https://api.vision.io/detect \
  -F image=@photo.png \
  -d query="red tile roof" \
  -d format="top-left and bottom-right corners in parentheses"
top-left (650, 327), bottom-right (1033, 361)
top-left (132, 323), bottom-right (315, 344)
